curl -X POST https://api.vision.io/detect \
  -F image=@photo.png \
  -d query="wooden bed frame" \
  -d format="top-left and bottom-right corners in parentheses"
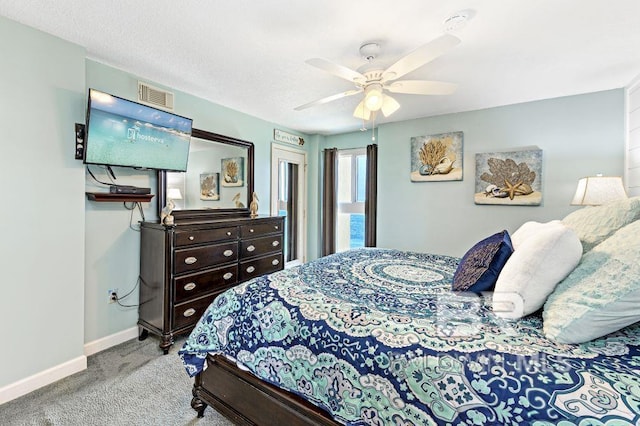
top-left (191, 354), bottom-right (341, 425)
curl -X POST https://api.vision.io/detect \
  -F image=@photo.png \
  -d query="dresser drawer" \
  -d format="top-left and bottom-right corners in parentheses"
top-left (240, 235), bottom-right (282, 259)
top-left (240, 221), bottom-right (282, 238)
top-left (173, 295), bottom-right (216, 330)
top-left (175, 226), bottom-right (238, 247)
top-left (174, 264), bottom-right (238, 303)
top-left (175, 241), bottom-right (238, 274)
top-left (239, 253), bottom-right (284, 281)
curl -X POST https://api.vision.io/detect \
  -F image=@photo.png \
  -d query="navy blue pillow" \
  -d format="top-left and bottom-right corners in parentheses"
top-left (452, 230), bottom-right (513, 293)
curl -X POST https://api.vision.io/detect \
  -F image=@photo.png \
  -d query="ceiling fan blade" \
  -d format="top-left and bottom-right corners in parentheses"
top-left (381, 95), bottom-right (400, 117)
top-left (306, 58), bottom-right (367, 84)
top-left (385, 80), bottom-right (457, 95)
top-left (295, 89), bottom-right (362, 111)
top-left (382, 34), bottom-right (461, 82)
top-left (353, 100), bottom-right (372, 120)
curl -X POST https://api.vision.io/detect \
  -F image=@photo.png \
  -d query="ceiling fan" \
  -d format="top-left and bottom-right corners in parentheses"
top-left (294, 34), bottom-right (461, 121)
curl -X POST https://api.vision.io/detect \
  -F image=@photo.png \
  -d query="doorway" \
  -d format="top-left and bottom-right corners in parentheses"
top-left (271, 144), bottom-right (307, 267)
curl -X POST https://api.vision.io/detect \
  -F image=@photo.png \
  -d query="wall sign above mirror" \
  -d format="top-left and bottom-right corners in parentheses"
top-left (157, 128), bottom-right (254, 221)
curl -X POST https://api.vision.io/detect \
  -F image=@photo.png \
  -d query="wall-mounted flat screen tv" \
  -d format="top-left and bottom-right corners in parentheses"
top-left (83, 88), bottom-right (192, 172)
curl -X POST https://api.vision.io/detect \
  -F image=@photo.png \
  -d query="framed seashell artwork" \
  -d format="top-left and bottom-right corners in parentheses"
top-left (410, 131), bottom-right (463, 182)
top-left (474, 147), bottom-right (543, 205)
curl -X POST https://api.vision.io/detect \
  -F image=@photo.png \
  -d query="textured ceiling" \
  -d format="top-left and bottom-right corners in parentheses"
top-left (1, 0), bottom-right (640, 135)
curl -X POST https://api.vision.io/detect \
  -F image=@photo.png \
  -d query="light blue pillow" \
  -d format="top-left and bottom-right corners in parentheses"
top-left (543, 219), bottom-right (640, 343)
top-left (561, 196), bottom-right (640, 252)
top-left (452, 230), bottom-right (513, 293)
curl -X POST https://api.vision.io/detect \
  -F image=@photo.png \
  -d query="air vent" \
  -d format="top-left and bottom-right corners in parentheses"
top-left (138, 82), bottom-right (174, 110)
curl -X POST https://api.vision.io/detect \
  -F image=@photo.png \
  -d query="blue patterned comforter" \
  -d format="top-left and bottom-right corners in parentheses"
top-left (179, 248), bottom-right (640, 426)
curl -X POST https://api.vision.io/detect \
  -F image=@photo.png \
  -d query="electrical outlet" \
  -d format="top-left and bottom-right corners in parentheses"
top-left (108, 289), bottom-right (118, 304)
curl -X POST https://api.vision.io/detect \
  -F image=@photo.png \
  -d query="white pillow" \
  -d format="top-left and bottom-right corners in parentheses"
top-left (510, 220), bottom-right (562, 249)
top-left (493, 221), bottom-right (582, 319)
top-left (543, 219), bottom-right (640, 343)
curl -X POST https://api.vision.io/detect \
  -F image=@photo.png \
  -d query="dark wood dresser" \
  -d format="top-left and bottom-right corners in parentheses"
top-left (138, 215), bottom-right (284, 353)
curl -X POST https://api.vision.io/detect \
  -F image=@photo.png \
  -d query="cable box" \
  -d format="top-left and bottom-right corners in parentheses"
top-left (109, 185), bottom-right (151, 194)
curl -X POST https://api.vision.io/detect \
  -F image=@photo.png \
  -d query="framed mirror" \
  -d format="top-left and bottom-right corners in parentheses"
top-left (157, 128), bottom-right (254, 221)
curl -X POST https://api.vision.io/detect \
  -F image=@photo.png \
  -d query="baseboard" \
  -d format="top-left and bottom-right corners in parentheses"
top-left (84, 326), bottom-right (139, 356)
top-left (0, 355), bottom-right (87, 405)
top-left (0, 327), bottom-right (140, 405)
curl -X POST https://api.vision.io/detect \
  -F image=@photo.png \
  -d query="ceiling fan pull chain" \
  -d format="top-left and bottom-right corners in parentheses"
top-left (371, 114), bottom-right (376, 141)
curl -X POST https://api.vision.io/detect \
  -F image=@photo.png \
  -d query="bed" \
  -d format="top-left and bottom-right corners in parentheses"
top-left (179, 198), bottom-right (640, 425)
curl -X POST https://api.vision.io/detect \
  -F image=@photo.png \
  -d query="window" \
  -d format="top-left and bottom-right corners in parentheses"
top-left (337, 148), bottom-right (366, 252)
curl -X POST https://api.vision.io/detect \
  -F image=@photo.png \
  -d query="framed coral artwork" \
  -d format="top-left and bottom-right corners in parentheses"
top-left (200, 172), bottom-right (220, 200)
top-left (410, 132), bottom-right (463, 181)
top-left (474, 148), bottom-right (543, 205)
top-left (221, 157), bottom-right (245, 187)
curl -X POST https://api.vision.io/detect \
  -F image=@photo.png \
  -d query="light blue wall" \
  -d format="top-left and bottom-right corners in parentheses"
top-left (0, 17), bottom-right (86, 387)
top-left (324, 90), bottom-right (625, 257)
top-left (84, 60), bottom-right (316, 342)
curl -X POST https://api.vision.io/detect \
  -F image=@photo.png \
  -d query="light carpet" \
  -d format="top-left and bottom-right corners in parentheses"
top-left (0, 336), bottom-right (233, 425)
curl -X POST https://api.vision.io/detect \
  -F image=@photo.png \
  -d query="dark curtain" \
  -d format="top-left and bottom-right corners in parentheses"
top-left (286, 163), bottom-right (298, 262)
top-left (322, 148), bottom-right (338, 256)
top-left (365, 144), bottom-right (378, 247)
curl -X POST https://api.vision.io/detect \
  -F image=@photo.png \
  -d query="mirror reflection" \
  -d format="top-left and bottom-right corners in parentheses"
top-left (166, 137), bottom-right (249, 210)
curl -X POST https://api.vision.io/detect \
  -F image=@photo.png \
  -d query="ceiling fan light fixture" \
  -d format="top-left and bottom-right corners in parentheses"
top-left (381, 95), bottom-right (400, 117)
top-left (353, 100), bottom-right (372, 120)
top-left (364, 84), bottom-right (384, 111)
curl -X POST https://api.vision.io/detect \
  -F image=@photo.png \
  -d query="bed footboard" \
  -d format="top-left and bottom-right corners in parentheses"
top-left (191, 354), bottom-right (339, 425)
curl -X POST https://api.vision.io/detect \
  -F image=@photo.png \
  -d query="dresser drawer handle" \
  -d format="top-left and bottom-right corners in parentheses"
top-left (246, 266), bottom-right (255, 273)
top-left (272, 240), bottom-right (280, 247)
top-left (246, 245), bottom-right (256, 252)
top-left (223, 250), bottom-right (234, 257)
top-left (188, 236), bottom-right (195, 241)
top-left (274, 225), bottom-right (279, 230)
top-left (183, 282), bottom-right (197, 291)
top-left (249, 228), bottom-right (255, 233)
top-left (226, 231), bottom-right (232, 236)
top-left (183, 308), bottom-right (196, 317)
top-left (272, 259), bottom-right (280, 266)
top-left (223, 272), bottom-right (233, 280)
top-left (184, 256), bottom-right (197, 265)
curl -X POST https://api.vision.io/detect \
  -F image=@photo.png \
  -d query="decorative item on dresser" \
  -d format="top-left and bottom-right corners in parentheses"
top-left (138, 215), bottom-right (284, 354)
top-left (249, 192), bottom-right (259, 218)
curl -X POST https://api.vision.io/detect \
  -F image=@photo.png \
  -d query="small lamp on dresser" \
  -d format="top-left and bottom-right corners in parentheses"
top-left (161, 188), bottom-right (183, 225)
top-left (167, 188), bottom-right (183, 209)
top-left (571, 175), bottom-right (627, 206)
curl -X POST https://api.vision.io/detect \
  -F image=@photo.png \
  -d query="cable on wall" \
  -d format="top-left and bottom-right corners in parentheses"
top-left (112, 277), bottom-right (141, 308)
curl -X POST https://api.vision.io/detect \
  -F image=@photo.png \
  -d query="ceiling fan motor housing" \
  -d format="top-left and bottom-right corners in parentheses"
top-left (361, 70), bottom-right (384, 84)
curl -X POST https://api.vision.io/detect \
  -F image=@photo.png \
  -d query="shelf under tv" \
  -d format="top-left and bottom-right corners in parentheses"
top-left (86, 192), bottom-right (154, 203)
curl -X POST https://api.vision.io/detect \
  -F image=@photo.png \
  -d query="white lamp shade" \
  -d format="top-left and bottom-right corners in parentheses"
top-left (353, 100), bottom-right (372, 120)
top-left (380, 95), bottom-right (400, 117)
top-left (571, 176), bottom-right (627, 206)
top-left (167, 188), bottom-right (183, 200)
top-left (363, 84), bottom-right (384, 111)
